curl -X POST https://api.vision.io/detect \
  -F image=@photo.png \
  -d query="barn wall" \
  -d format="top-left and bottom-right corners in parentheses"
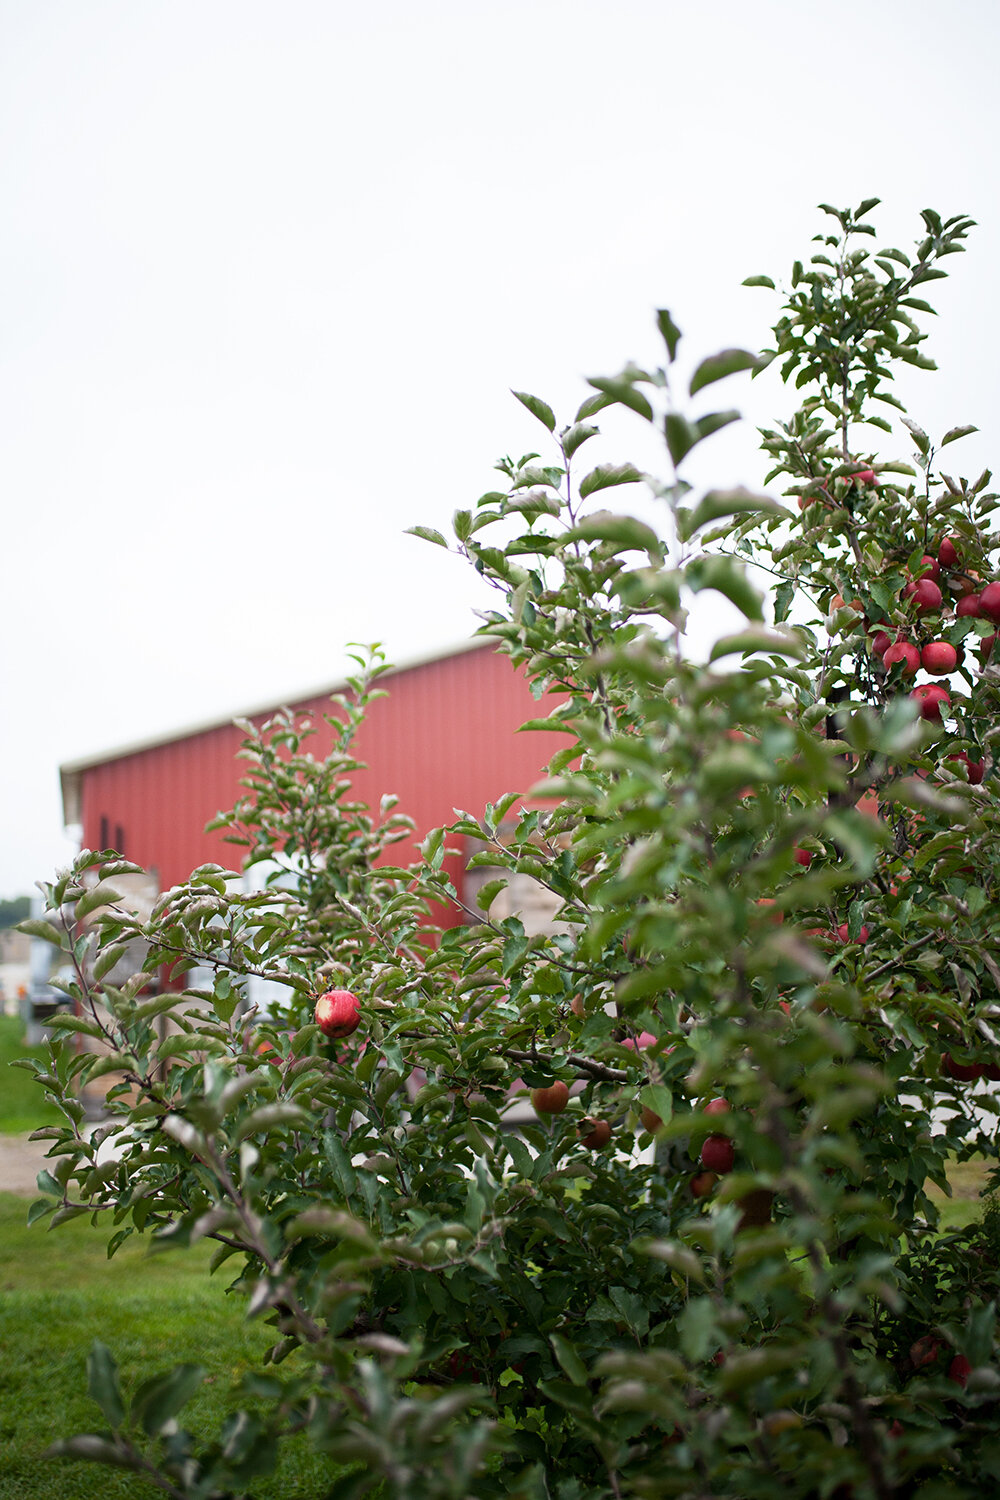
top-left (77, 644), bottom-right (569, 902)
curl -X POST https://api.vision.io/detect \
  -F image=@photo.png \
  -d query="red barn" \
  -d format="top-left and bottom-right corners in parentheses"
top-left (59, 640), bottom-right (569, 916)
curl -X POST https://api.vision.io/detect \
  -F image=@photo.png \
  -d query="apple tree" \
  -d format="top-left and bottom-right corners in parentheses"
top-left (19, 199), bottom-right (1000, 1498)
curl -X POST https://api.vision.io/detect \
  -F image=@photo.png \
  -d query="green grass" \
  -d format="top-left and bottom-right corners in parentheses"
top-left (0, 1197), bottom-right (343, 1499)
top-left (0, 1016), bottom-right (64, 1134)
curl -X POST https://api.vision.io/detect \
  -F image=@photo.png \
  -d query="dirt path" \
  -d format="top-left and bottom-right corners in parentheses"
top-left (0, 1134), bottom-right (50, 1195)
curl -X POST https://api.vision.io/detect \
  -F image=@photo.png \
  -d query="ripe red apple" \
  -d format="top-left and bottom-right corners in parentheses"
top-left (920, 641), bottom-right (958, 675)
top-left (938, 537), bottom-right (960, 569)
top-left (980, 581), bottom-right (1000, 624)
top-left (622, 1030), bottom-right (657, 1052)
top-left (579, 1117), bottom-right (612, 1149)
top-left (918, 554), bottom-right (940, 581)
top-left (531, 1080), bottom-right (570, 1115)
top-left (949, 1353), bottom-right (972, 1388)
top-left (984, 1062), bottom-right (1000, 1082)
top-left (956, 592), bottom-right (982, 618)
top-left (793, 846), bottom-right (813, 868)
top-left (703, 1096), bottom-right (730, 1116)
top-left (314, 988), bottom-right (362, 1039)
top-left (836, 923), bottom-right (869, 944)
top-left (848, 466), bottom-right (877, 488)
top-left (910, 1334), bottom-right (942, 1369)
top-left (911, 683), bottom-right (950, 721)
top-left (870, 629), bottom-right (891, 658)
top-left (700, 1134), bottom-right (735, 1174)
top-left (979, 632), bottom-right (997, 663)
top-left (640, 1105), bottom-right (663, 1134)
top-left (690, 1170), bottom-right (717, 1198)
top-left (943, 1053), bottom-right (985, 1082)
top-left (950, 751), bottom-right (985, 784)
top-left (883, 640), bottom-right (920, 675)
top-left (904, 577), bottom-right (943, 613)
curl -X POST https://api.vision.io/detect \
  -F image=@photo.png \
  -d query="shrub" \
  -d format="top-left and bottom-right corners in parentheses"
top-left (19, 199), bottom-right (1000, 1498)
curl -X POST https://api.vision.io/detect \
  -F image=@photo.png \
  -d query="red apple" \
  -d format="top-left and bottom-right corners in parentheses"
top-left (919, 554), bottom-right (940, 581)
top-left (836, 923), bottom-right (869, 944)
top-left (622, 1030), bottom-right (657, 1052)
top-left (883, 640), bottom-right (920, 675)
top-left (950, 752), bottom-right (985, 784)
top-left (904, 577), bottom-right (943, 613)
top-left (314, 988), bottom-right (362, 1039)
top-left (690, 1170), bottom-right (717, 1198)
top-left (949, 1354), bottom-right (972, 1388)
top-left (910, 1334), bottom-right (942, 1369)
top-left (870, 629), bottom-right (891, 658)
top-left (980, 582), bottom-right (1000, 624)
top-left (703, 1096), bottom-right (730, 1116)
top-left (640, 1105), bottom-right (663, 1134)
top-left (938, 537), bottom-right (960, 569)
top-left (979, 632), bottom-right (997, 663)
top-left (956, 592), bottom-right (982, 618)
top-left (793, 846), bottom-right (813, 868)
top-left (580, 1117), bottom-right (612, 1149)
top-left (531, 1080), bottom-right (570, 1116)
top-left (943, 1053), bottom-right (985, 1082)
top-left (849, 466), bottom-right (877, 488)
top-left (911, 683), bottom-right (950, 721)
top-left (700, 1135), bottom-right (735, 1174)
top-left (920, 641), bottom-right (958, 675)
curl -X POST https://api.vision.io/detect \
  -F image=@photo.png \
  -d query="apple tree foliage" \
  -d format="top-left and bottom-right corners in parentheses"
top-left (19, 200), bottom-right (1000, 1498)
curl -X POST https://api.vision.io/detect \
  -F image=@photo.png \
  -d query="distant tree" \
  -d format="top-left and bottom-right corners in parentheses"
top-left (0, 895), bottom-right (31, 930)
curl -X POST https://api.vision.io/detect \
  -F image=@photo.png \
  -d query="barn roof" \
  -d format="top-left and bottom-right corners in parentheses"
top-left (59, 636), bottom-right (495, 829)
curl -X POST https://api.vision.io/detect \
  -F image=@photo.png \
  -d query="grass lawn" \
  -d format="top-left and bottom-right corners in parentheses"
top-left (0, 1015), bottom-right (65, 1135)
top-left (0, 1197), bottom-right (343, 1499)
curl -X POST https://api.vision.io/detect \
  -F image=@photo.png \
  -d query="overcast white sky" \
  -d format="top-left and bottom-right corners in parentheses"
top-left (3, 0), bottom-right (999, 897)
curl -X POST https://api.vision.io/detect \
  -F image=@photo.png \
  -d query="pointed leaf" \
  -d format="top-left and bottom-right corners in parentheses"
top-left (941, 425), bottom-right (978, 447)
top-left (656, 308), bottom-right (682, 361)
top-left (578, 462), bottom-right (643, 500)
top-left (87, 1341), bottom-right (125, 1428)
top-left (512, 390), bottom-right (556, 433)
top-left (689, 348), bottom-right (761, 396)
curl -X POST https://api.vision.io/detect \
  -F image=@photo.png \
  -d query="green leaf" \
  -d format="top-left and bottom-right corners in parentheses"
top-left (586, 375), bottom-right (654, 423)
top-left (941, 425), bottom-right (978, 447)
top-left (87, 1341), bottom-right (125, 1428)
top-left (578, 462), bottom-right (643, 500)
top-left (665, 413), bottom-right (698, 467)
top-left (656, 308), bottom-right (682, 361)
top-left (561, 421), bottom-right (598, 458)
top-left (742, 275), bottom-right (775, 289)
top-left (689, 348), bottom-right (761, 396)
top-left (685, 554), bottom-right (764, 621)
top-left (639, 1084), bottom-right (673, 1125)
top-left (45, 1436), bottom-right (133, 1469)
top-left (405, 525), bottom-right (449, 548)
top-left (18, 918), bottom-right (66, 948)
top-left (234, 1103), bottom-right (311, 1143)
top-left (131, 1363), bottom-right (206, 1436)
top-left (562, 514), bottom-right (661, 557)
top-left (678, 486), bottom-right (787, 541)
top-left (75, 881), bottom-right (124, 920)
top-left (512, 390), bottom-right (556, 433)
top-left (550, 1333), bottom-right (588, 1386)
top-left (708, 627), bottom-right (806, 663)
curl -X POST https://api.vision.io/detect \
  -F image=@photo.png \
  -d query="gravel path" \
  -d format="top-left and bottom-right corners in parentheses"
top-left (0, 1134), bottom-right (51, 1195)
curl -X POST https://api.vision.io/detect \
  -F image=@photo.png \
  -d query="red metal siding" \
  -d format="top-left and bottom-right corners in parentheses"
top-left (79, 644), bottom-right (569, 901)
